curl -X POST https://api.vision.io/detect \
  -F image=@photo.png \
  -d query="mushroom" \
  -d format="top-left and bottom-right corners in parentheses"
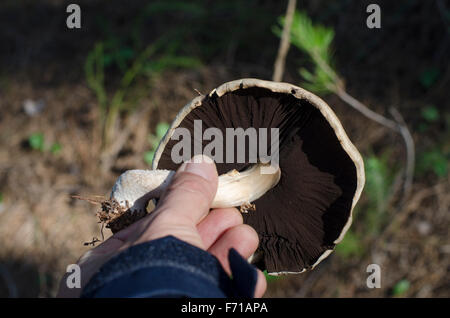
top-left (107, 78), bottom-right (365, 275)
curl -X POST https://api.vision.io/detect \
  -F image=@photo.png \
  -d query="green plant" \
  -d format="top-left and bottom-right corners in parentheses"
top-left (364, 154), bottom-right (396, 235)
top-left (421, 105), bottom-right (439, 122)
top-left (85, 3), bottom-right (204, 154)
top-left (419, 105), bottom-right (440, 132)
top-left (28, 132), bottom-right (45, 152)
top-left (392, 279), bottom-right (410, 297)
top-left (144, 122), bottom-right (170, 166)
top-left (0, 192), bottom-right (3, 204)
top-left (417, 106), bottom-right (448, 178)
top-left (273, 10), bottom-right (415, 145)
top-left (27, 133), bottom-right (62, 155)
top-left (274, 11), bottom-right (338, 94)
top-left (85, 35), bottom-right (200, 152)
top-left (335, 230), bottom-right (363, 258)
top-left (417, 148), bottom-right (449, 178)
top-left (50, 142), bottom-right (62, 155)
top-left (419, 67), bottom-right (439, 89)
top-left (365, 155), bottom-right (394, 212)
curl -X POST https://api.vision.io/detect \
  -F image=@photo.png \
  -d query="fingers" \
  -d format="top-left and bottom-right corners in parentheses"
top-left (205, 223), bottom-right (266, 297)
top-left (156, 155), bottom-right (218, 225)
top-left (207, 224), bottom-right (259, 274)
top-left (197, 207), bottom-right (243, 249)
top-left (254, 269), bottom-right (267, 298)
top-left (130, 155), bottom-right (219, 248)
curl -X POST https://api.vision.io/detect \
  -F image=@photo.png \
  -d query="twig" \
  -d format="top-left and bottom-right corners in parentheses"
top-left (294, 259), bottom-right (329, 297)
top-left (84, 237), bottom-right (101, 246)
top-left (272, 0), bottom-right (297, 82)
top-left (334, 86), bottom-right (415, 202)
top-left (71, 195), bottom-right (105, 205)
top-left (334, 86), bottom-right (399, 132)
top-left (389, 107), bottom-right (415, 200)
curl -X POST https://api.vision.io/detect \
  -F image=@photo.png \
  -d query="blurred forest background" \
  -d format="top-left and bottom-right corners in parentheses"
top-left (0, 0), bottom-right (448, 297)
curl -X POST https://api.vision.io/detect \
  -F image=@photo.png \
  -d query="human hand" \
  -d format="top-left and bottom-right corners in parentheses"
top-left (57, 155), bottom-right (267, 298)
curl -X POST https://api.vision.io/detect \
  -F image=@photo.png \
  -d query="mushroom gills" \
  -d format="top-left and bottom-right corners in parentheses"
top-left (111, 163), bottom-right (281, 214)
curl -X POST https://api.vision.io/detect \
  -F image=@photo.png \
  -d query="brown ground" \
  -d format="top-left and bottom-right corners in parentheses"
top-left (0, 0), bottom-right (448, 297)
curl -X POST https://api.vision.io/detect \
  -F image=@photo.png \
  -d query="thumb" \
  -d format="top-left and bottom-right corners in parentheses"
top-left (156, 154), bottom-right (218, 225)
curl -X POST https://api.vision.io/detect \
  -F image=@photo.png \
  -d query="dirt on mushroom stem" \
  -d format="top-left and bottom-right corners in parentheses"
top-left (73, 196), bottom-right (149, 238)
top-left (98, 198), bottom-right (149, 234)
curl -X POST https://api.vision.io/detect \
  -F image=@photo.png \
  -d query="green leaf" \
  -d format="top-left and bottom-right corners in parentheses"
top-left (50, 143), bottom-right (62, 155)
top-left (362, 153), bottom-right (396, 235)
top-left (145, 55), bottom-right (201, 75)
top-left (420, 68), bottom-right (439, 89)
top-left (0, 192), bottom-right (3, 203)
top-left (365, 155), bottom-right (392, 211)
top-left (417, 150), bottom-right (448, 177)
top-left (28, 133), bottom-right (45, 151)
top-left (275, 10), bottom-right (337, 94)
top-left (102, 54), bottom-right (114, 67)
top-left (156, 122), bottom-right (170, 139)
top-left (144, 150), bottom-right (155, 166)
top-left (418, 122), bottom-right (428, 133)
top-left (421, 106), bottom-right (439, 122)
top-left (335, 230), bottom-right (363, 258)
top-left (117, 47), bottom-right (135, 61)
top-left (299, 67), bottom-right (314, 82)
top-left (392, 279), bottom-right (410, 296)
top-left (147, 133), bottom-right (156, 144)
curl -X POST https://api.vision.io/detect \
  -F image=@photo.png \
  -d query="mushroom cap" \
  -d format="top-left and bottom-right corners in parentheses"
top-left (153, 78), bottom-right (365, 274)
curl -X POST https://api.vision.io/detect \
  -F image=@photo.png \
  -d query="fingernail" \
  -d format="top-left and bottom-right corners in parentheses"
top-left (182, 154), bottom-right (215, 181)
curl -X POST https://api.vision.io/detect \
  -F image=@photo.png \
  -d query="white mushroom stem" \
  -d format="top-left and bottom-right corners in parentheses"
top-left (111, 163), bottom-right (281, 213)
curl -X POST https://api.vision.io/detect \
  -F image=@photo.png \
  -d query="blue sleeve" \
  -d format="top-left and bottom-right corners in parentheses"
top-left (81, 236), bottom-right (259, 298)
